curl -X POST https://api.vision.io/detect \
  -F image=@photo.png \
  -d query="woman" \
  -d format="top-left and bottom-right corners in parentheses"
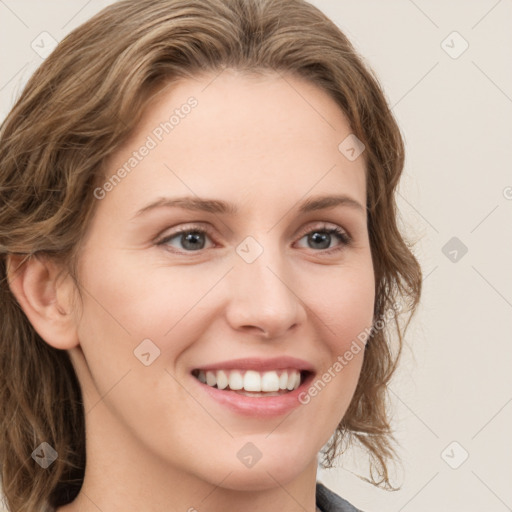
top-left (0, 1), bottom-right (422, 511)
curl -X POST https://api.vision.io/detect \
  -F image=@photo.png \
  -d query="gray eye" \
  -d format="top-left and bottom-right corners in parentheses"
top-left (179, 232), bottom-right (206, 251)
top-left (306, 231), bottom-right (332, 249)
top-left (161, 229), bottom-right (212, 251)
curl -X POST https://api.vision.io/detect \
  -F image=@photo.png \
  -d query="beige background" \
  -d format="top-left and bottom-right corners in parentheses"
top-left (1, 1), bottom-right (511, 511)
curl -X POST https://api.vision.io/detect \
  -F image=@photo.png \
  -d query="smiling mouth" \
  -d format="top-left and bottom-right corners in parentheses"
top-left (191, 368), bottom-right (311, 396)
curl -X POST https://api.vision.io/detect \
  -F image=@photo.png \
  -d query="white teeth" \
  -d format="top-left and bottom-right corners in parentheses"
top-left (206, 371), bottom-right (216, 387)
top-left (216, 370), bottom-right (229, 390)
top-left (279, 372), bottom-right (288, 390)
top-left (287, 371), bottom-right (300, 391)
top-left (195, 368), bottom-right (303, 392)
top-left (243, 370), bottom-right (261, 391)
top-left (261, 371), bottom-right (280, 392)
top-left (228, 370), bottom-right (243, 390)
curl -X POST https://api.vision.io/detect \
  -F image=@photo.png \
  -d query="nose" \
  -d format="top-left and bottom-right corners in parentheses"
top-left (224, 241), bottom-right (306, 339)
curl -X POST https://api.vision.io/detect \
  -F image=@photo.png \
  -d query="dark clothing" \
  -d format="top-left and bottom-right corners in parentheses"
top-left (316, 482), bottom-right (363, 512)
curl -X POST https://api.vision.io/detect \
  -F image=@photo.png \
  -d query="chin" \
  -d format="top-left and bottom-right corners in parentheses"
top-left (212, 464), bottom-right (303, 492)
top-left (197, 445), bottom-right (313, 491)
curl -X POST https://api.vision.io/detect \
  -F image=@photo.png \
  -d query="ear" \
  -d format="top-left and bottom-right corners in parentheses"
top-left (6, 253), bottom-right (80, 350)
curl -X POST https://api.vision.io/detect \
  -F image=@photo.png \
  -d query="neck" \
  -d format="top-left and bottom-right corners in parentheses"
top-left (56, 395), bottom-right (320, 512)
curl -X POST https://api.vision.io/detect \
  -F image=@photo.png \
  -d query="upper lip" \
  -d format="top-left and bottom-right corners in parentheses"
top-left (192, 356), bottom-right (315, 373)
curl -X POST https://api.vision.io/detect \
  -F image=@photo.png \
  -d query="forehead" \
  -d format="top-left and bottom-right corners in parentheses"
top-left (98, 69), bottom-right (367, 219)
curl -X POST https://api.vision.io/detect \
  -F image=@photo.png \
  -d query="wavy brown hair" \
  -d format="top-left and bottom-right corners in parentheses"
top-left (0, 0), bottom-right (422, 510)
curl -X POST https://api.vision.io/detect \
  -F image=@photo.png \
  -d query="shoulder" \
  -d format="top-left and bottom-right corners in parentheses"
top-left (316, 481), bottom-right (365, 512)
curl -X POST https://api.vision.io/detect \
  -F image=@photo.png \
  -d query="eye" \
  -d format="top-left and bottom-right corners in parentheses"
top-left (295, 224), bottom-right (351, 254)
top-left (156, 222), bottom-right (351, 254)
top-left (157, 225), bottom-right (215, 252)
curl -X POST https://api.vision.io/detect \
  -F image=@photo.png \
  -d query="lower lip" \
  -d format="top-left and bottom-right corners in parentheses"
top-left (191, 372), bottom-right (315, 418)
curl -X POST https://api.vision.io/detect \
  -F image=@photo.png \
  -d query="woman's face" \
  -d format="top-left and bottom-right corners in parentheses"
top-left (69, 69), bottom-right (374, 490)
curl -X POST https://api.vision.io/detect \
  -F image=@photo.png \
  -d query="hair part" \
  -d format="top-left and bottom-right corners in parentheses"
top-left (0, 0), bottom-right (422, 509)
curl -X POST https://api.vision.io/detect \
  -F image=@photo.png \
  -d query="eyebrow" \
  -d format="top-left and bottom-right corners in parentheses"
top-left (132, 194), bottom-right (366, 219)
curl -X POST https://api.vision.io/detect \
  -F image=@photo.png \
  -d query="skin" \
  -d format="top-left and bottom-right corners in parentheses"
top-left (8, 69), bottom-right (375, 512)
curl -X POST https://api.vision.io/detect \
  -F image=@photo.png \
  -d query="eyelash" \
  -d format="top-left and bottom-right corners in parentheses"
top-left (156, 223), bottom-right (352, 255)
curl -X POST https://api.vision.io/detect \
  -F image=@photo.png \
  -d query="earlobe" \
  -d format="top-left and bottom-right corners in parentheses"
top-left (6, 253), bottom-right (80, 350)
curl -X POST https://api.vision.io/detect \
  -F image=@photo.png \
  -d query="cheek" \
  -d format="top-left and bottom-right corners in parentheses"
top-left (316, 260), bottom-right (375, 347)
top-left (77, 249), bottom-right (209, 340)
top-left (303, 261), bottom-right (374, 413)
top-left (72, 252), bottom-right (206, 445)
top-left (73, 249), bottom-right (228, 413)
